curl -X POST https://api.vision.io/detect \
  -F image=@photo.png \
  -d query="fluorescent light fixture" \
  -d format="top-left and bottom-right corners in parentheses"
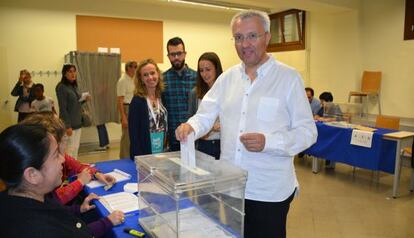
top-left (168, 0), bottom-right (270, 13)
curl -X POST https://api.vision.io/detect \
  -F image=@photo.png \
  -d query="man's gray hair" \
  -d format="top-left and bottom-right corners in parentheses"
top-left (125, 61), bottom-right (137, 71)
top-left (231, 10), bottom-right (270, 32)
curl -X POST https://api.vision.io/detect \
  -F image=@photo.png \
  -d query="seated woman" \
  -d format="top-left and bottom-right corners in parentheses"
top-left (0, 124), bottom-right (124, 238)
top-left (129, 59), bottom-right (167, 159)
top-left (314, 91), bottom-right (343, 122)
top-left (20, 112), bottom-right (115, 205)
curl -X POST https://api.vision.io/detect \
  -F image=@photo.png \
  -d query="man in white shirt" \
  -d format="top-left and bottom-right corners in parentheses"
top-left (116, 61), bottom-right (137, 159)
top-left (176, 10), bottom-right (317, 238)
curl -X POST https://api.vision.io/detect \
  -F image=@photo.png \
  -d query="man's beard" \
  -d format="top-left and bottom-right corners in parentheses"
top-left (171, 59), bottom-right (185, 71)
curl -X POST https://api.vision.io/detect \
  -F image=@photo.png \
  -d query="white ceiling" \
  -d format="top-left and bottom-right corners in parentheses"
top-left (125, 0), bottom-right (361, 14)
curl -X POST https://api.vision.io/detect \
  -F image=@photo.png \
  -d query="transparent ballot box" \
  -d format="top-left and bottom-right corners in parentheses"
top-left (135, 151), bottom-right (247, 238)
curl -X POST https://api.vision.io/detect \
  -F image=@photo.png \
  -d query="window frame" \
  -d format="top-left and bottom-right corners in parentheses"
top-left (267, 9), bottom-right (306, 52)
top-left (404, 0), bottom-right (414, 40)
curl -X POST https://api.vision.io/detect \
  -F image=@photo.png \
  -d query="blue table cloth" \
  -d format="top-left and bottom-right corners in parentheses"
top-left (304, 122), bottom-right (397, 173)
top-left (85, 159), bottom-right (143, 238)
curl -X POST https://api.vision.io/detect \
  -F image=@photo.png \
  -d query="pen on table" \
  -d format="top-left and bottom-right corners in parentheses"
top-left (123, 228), bottom-right (145, 237)
top-left (124, 213), bottom-right (137, 217)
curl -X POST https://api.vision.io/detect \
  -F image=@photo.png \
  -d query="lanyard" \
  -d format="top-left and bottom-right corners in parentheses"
top-left (146, 97), bottom-right (161, 130)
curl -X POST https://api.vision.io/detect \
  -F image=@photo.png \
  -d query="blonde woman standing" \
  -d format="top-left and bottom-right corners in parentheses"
top-left (128, 59), bottom-right (167, 159)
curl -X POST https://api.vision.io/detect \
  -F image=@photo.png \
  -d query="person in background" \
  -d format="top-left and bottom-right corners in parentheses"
top-left (56, 64), bottom-right (89, 159)
top-left (129, 59), bottom-right (167, 159)
top-left (0, 124), bottom-right (125, 238)
top-left (305, 87), bottom-right (321, 116)
top-left (30, 83), bottom-right (57, 114)
top-left (176, 10), bottom-right (317, 238)
top-left (162, 37), bottom-right (197, 151)
top-left (20, 112), bottom-right (115, 205)
top-left (117, 61), bottom-right (137, 159)
top-left (11, 69), bottom-right (35, 122)
top-left (314, 91), bottom-right (341, 169)
top-left (314, 91), bottom-right (342, 122)
top-left (96, 124), bottom-right (109, 150)
top-left (188, 52), bottom-right (223, 160)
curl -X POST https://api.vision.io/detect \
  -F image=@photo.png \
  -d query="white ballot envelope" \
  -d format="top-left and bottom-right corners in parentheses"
top-left (180, 132), bottom-right (196, 169)
top-left (79, 92), bottom-right (91, 102)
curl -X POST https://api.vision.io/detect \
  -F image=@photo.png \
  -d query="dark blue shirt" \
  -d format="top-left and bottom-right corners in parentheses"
top-left (162, 65), bottom-right (197, 149)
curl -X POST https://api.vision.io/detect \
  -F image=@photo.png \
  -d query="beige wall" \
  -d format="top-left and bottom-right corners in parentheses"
top-left (0, 0), bottom-right (238, 142)
top-left (359, 0), bottom-right (414, 117)
top-left (308, 9), bottom-right (361, 103)
top-left (308, 0), bottom-right (414, 118)
top-left (1, 0), bottom-right (413, 143)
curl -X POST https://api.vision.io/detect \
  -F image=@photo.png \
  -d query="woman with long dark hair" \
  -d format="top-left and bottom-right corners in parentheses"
top-left (56, 64), bottom-right (88, 159)
top-left (188, 52), bottom-right (223, 160)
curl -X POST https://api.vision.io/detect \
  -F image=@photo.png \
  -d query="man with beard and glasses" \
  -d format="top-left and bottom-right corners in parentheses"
top-left (162, 37), bottom-right (197, 151)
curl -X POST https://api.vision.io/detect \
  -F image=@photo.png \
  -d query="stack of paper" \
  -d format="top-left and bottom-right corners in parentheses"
top-left (100, 192), bottom-right (139, 213)
top-left (86, 169), bottom-right (131, 188)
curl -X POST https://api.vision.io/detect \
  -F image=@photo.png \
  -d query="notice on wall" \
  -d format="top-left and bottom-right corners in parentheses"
top-left (97, 47), bottom-right (108, 53)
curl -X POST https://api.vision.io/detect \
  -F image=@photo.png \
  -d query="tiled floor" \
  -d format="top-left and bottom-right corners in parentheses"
top-left (78, 143), bottom-right (414, 238)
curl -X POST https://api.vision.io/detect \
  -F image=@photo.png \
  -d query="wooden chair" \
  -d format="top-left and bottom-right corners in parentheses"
top-left (348, 71), bottom-right (382, 115)
top-left (375, 115), bottom-right (400, 130)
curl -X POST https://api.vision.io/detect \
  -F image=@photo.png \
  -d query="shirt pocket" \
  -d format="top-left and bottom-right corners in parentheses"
top-left (257, 97), bottom-right (279, 122)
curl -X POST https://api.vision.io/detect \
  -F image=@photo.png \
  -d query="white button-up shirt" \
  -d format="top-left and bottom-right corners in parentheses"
top-left (188, 56), bottom-right (317, 202)
top-left (116, 73), bottom-right (135, 104)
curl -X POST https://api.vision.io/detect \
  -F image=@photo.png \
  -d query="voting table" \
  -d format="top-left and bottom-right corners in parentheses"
top-left (85, 153), bottom-right (247, 238)
top-left (304, 122), bottom-right (414, 198)
top-left (84, 159), bottom-right (143, 238)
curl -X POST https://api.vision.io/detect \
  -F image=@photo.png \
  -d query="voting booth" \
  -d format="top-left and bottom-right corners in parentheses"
top-left (135, 151), bottom-right (247, 238)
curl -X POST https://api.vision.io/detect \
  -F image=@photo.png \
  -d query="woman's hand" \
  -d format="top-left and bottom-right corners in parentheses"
top-left (66, 128), bottom-right (73, 136)
top-left (77, 168), bottom-right (92, 185)
top-left (95, 172), bottom-right (116, 186)
top-left (107, 210), bottom-right (125, 226)
top-left (80, 193), bottom-right (99, 213)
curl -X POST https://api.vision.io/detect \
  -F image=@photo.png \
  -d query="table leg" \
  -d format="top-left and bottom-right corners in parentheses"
top-left (392, 140), bottom-right (402, 198)
top-left (312, 156), bottom-right (319, 174)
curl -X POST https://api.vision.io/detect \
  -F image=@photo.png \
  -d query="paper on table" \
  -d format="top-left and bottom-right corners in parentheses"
top-left (86, 169), bottom-right (131, 188)
top-left (78, 92), bottom-right (90, 102)
top-left (180, 132), bottom-right (196, 169)
top-left (100, 192), bottom-right (147, 213)
top-left (350, 129), bottom-right (373, 148)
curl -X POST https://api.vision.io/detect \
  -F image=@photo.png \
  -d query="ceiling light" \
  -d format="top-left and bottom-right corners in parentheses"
top-left (168, 0), bottom-right (270, 13)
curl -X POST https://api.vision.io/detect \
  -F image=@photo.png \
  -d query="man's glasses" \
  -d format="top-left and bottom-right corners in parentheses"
top-left (233, 32), bottom-right (266, 44)
top-left (168, 51), bottom-right (185, 58)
